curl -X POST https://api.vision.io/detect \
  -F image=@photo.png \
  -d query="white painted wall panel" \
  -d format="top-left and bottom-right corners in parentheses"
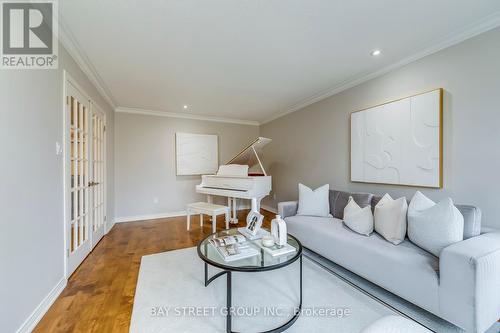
top-left (351, 90), bottom-right (441, 187)
top-left (176, 133), bottom-right (218, 175)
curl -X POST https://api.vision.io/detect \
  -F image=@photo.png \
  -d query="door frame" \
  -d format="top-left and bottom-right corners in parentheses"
top-left (63, 71), bottom-right (108, 278)
top-left (90, 101), bottom-right (107, 247)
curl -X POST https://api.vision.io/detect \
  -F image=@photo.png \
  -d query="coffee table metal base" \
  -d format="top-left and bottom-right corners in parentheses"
top-left (204, 255), bottom-right (303, 333)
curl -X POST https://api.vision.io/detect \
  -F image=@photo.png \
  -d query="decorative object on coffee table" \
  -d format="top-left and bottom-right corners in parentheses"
top-left (261, 235), bottom-right (275, 247)
top-left (208, 234), bottom-right (259, 262)
top-left (245, 211), bottom-right (263, 236)
top-left (271, 215), bottom-right (287, 247)
top-left (237, 210), bottom-right (267, 240)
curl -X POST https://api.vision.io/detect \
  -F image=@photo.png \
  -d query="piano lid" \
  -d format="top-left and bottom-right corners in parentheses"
top-left (226, 137), bottom-right (271, 176)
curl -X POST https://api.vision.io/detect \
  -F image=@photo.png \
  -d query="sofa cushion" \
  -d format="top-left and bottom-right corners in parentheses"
top-left (330, 190), bottom-right (373, 219)
top-left (297, 183), bottom-right (331, 217)
top-left (455, 205), bottom-right (481, 239)
top-left (344, 196), bottom-right (374, 236)
top-left (408, 192), bottom-right (464, 257)
top-left (371, 196), bottom-right (481, 240)
top-left (374, 194), bottom-right (408, 245)
top-left (285, 215), bottom-right (440, 314)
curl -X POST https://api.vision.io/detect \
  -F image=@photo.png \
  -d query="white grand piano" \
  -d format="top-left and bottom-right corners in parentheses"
top-left (196, 137), bottom-right (272, 223)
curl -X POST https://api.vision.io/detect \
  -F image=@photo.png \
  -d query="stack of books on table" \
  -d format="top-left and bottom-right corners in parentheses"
top-left (209, 234), bottom-right (259, 262)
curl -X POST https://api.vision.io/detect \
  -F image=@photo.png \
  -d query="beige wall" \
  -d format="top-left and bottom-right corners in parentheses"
top-left (114, 113), bottom-right (259, 219)
top-left (0, 43), bottom-right (115, 332)
top-left (260, 27), bottom-right (500, 229)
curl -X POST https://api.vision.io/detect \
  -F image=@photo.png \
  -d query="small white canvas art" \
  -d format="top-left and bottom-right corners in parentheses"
top-left (351, 89), bottom-right (442, 188)
top-left (176, 133), bottom-right (218, 175)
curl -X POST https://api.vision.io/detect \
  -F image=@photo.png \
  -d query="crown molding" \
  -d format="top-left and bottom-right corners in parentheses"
top-left (261, 11), bottom-right (500, 125)
top-left (58, 16), bottom-right (117, 109)
top-left (115, 107), bottom-right (260, 126)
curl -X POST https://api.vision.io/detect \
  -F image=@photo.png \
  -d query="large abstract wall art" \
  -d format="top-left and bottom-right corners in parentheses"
top-left (350, 89), bottom-right (443, 188)
top-left (176, 133), bottom-right (218, 176)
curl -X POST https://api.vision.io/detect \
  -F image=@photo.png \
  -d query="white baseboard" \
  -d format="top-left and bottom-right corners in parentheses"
top-left (105, 221), bottom-right (115, 234)
top-left (16, 277), bottom-right (67, 333)
top-left (114, 203), bottom-right (279, 224)
top-left (114, 205), bottom-right (278, 224)
top-left (114, 211), bottom-right (187, 223)
top-left (234, 204), bottom-right (277, 214)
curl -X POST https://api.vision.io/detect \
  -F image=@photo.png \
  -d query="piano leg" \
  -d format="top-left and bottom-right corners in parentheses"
top-left (251, 198), bottom-right (261, 213)
top-left (207, 195), bottom-right (214, 224)
top-left (212, 213), bottom-right (217, 233)
top-left (223, 197), bottom-right (238, 225)
top-left (250, 197), bottom-right (266, 214)
top-left (227, 198), bottom-right (233, 225)
top-left (251, 198), bottom-right (257, 212)
top-left (231, 198), bottom-right (238, 224)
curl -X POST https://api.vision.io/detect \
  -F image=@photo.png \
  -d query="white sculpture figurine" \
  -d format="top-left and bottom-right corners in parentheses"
top-left (271, 215), bottom-right (287, 247)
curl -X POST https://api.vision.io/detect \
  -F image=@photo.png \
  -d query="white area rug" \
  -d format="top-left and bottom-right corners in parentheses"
top-left (130, 247), bottom-right (400, 333)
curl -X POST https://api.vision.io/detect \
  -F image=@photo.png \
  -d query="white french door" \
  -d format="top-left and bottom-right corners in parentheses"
top-left (66, 80), bottom-right (92, 276)
top-left (90, 104), bottom-right (106, 248)
top-left (64, 74), bottom-right (107, 277)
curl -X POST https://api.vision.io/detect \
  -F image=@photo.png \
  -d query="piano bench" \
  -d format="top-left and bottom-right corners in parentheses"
top-left (186, 202), bottom-right (230, 233)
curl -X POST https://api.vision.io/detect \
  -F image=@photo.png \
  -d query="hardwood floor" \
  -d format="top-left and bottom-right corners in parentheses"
top-left (34, 209), bottom-right (276, 333)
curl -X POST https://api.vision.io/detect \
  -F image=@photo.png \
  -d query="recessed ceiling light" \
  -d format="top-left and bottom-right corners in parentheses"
top-left (183, 105), bottom-right (188, 109)
top-left (370, 49), bottom-right (382, 56)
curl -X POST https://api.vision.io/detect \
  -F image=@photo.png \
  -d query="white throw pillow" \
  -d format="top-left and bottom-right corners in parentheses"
top-left (297, 183), bottom-right (330, 217)
top-left (374, 194), bottom-right (408, 245)
top-left (343, 196), bottom-right (374, 236)
top-left (407, 191), bottom-right (464, 257)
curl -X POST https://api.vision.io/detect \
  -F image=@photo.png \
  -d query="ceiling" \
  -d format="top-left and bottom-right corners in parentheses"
top-left (60, 0), bottom-right (500, 124)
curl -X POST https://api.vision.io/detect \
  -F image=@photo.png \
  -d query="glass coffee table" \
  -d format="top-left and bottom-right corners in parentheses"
top-left (197, 228), bottom-right (303, 333)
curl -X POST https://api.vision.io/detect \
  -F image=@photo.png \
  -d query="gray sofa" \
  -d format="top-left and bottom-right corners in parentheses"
top-left (278, 190), bottom-right (500, 333)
